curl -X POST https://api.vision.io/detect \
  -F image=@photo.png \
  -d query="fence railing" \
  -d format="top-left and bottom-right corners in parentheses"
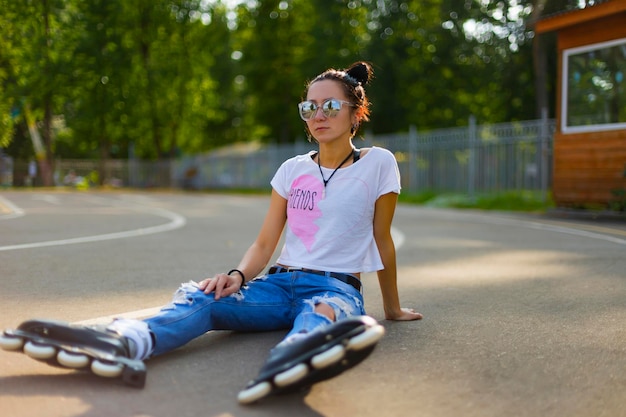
top-left (9, 116), bottom-right (556, 197)
top-left (369, 116), bottom-right (555, 199)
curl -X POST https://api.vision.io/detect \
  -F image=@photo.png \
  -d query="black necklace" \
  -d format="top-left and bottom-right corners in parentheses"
top-left (317, 148), bottom-right (355, 196)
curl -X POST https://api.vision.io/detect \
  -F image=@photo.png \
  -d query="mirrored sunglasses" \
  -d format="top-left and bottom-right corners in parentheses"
top-left (297, 99), bottom-right (354, 121)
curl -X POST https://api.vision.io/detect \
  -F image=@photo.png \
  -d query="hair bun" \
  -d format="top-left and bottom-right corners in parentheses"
top-left (345, 62), bottom-right (373, 86)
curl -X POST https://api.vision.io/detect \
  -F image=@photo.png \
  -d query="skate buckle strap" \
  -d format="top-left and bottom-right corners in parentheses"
top-left (268, 265), bottom-right (361, 292)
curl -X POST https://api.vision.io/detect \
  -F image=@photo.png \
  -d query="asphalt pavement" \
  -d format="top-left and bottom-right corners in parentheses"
top-left (0, 190), bottom-right (624, 417)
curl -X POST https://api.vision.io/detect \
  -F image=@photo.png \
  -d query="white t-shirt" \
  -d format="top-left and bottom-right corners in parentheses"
top-left (271, 146), bottom-right (401, 273)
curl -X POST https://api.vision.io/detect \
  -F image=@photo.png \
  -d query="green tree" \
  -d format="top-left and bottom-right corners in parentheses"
top-left (60, 0), bottom-right (133, 162)
top-left (60, 0), bottom-right (227, 163)
top-left (184, 2), bottom-right (241, 150)
top-left (0, 0), bottom-right (74, 185)
top-left (118, 0), bottom-right (226, 158)
top-left (362, 0), bottom-right (445, 132)
top-left (234, 0), bottom-right (312, 144)
top-left (0, 3), bottom-right (17, 148)
top-left (362, 0), bottom-right (539, 132)
top-left (234, 0), bottom-right (372, 144)
top-left (0, 0), bottom-right (584, 168)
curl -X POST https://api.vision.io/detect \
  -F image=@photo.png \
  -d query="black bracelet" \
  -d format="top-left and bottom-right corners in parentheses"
top-left (228, 269), bottom-right (246, 287)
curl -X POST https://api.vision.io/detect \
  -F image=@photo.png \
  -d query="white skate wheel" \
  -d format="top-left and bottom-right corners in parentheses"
top-left (347, 325), bottom-right (385, 351)
top-left (24, 341), bottom-right (56, 359)
top-left (237, 381), bottom-right (271, 404)
top-left (58, 350), bottom-right (90, 368)
top-left (91, 359), bottom-right (123, 378)
top-left (311, 344), bottom-right (345, 369)
top-left (0, 334), bottom-right (24, 351)
top-left (274, 363), bottom-right (308, 387)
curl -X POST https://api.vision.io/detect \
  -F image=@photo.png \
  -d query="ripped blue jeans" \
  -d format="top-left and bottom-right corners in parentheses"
top-left (143, 270), bottom-right (365, 357)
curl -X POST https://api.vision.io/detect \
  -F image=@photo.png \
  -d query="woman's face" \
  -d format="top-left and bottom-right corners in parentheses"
top-left (305, 80), bottom-right (356, 145)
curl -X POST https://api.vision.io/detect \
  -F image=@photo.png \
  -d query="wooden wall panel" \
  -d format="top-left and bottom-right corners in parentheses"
top-left (553, 131), bottom-right (626, 207)
top-left (547, 8), bottom-right (626, 208)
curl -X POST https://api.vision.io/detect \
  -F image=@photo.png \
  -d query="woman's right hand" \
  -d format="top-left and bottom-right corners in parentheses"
top-left (198, 273), bottom-right (242, 300)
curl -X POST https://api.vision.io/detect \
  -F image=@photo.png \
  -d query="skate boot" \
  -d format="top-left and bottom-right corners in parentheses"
top-left (237, 315), bottom-right (385, 404)
top-left (0, 318), bottom-right (151, 388)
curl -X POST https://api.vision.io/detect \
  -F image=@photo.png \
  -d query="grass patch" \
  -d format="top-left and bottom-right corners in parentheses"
top-left (399, 190), bottom-right (554, 212)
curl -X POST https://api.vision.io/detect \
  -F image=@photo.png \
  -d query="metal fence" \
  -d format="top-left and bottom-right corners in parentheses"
top-left (11, 115), bottom-right (556, 196)
top-left (173, 115), bottom-right (555, 197)
top-left (372, 115), bottom-right (555, 198)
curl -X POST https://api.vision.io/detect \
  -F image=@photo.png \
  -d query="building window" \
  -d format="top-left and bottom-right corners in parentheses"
top-left (562, 37), bottom-right (626, 134)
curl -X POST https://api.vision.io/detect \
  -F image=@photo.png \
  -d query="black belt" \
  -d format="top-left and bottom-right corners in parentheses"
top-left (268, 265), bottom-right (361, 292)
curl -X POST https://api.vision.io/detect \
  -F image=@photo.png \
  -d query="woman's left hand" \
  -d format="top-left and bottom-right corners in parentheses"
top-left (385, 307), bottom-right (423, 321)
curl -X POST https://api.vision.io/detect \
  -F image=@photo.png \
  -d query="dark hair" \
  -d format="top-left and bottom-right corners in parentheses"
top-left (303, 62), bottom-right (374, 137)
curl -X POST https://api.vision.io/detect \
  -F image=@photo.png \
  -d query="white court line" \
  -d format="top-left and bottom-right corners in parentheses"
top-left (0, 198), bottom-right (187, 252)
top-left (74, 306), bottom-right (164, 325)
top-left (0, 195), bottom-right (25, 219)
top-left (0, 193), bottom-right (188, 322)
top-left (473, 215), bottom-right (626, 246)
top-left (391, 226), bottom-right (405, 249)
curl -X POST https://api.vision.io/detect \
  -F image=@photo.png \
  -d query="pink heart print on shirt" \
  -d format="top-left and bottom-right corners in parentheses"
top-left (287, 175), bottom-right (323, 251)
top-left (287, 174), bottom-right (370, 254)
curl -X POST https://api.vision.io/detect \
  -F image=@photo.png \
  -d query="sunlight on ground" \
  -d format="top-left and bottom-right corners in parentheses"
top-left (401, 250), bottom-right (582, 287)
top-left (2, 396), bottom-right (90, 417)
top-left (0, 289), bottom-right (170, 329)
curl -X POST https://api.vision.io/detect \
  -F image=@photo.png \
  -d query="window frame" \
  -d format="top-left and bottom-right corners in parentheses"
top-left (561, 37), bottom-right (626, 134)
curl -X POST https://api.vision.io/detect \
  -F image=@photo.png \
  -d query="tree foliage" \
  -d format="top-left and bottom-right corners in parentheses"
top-left (0, 0), bottom-right (580, 181)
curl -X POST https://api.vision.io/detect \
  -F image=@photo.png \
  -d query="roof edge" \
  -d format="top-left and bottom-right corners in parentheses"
top-left (535, 0), bottom-right (626, 34)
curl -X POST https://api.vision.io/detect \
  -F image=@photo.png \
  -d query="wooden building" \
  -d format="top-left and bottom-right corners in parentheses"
top-left (535, 1), bottom-right (626, 209)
